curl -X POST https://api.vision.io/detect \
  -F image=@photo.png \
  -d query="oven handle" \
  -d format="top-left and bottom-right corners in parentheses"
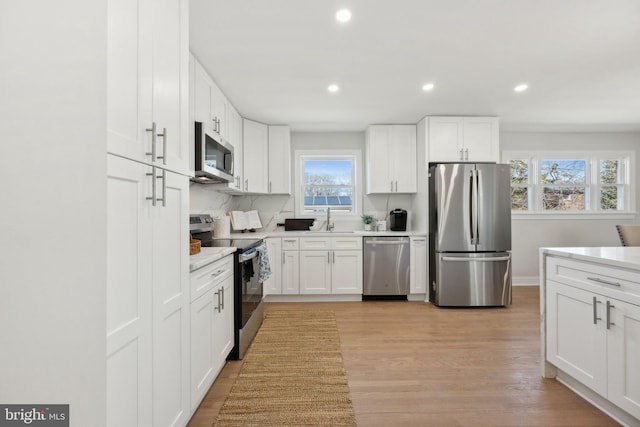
top-left (239, 251), bottom-right (258, 262)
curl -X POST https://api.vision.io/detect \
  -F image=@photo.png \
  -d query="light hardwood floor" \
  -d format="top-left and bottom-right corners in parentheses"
top-left (188, 286), bottom-right (621, 426)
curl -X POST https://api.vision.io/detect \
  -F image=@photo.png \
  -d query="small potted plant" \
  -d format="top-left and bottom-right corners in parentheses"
top-left (361, 214), bottom-right (375, 231)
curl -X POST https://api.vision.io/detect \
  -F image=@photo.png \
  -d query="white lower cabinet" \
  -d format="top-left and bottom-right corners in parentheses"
top-left (545, 256), bottom-right (640, 420)
top-left (410, 237), bottom-right (428, 295)
top-left (282, 250), bottom-right (300, 295)
top-left (106, 154), bottom-right (190, 427)
top-left (299, 251), bottom-right (332, 294)
top-left (189, 255), bottom-right (234, 410)
top-left (263, 237), bottom-right (282, 295)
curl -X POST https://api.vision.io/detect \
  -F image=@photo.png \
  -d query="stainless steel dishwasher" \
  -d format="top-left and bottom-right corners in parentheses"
top-left (363, 236), bottom-right (410, 298)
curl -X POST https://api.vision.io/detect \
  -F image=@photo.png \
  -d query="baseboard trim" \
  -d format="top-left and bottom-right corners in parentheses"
top-left (513, 276), bottom-right (539, 286)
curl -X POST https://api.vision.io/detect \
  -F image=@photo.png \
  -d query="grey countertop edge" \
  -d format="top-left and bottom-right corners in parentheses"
top-left (540, 246), bottom-right (640, 271)
top-left (225, 230), bottom-right (428, 239)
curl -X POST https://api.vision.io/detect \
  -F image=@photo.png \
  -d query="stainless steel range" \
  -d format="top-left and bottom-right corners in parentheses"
top-left (190, 214), bottom-right (264, 359)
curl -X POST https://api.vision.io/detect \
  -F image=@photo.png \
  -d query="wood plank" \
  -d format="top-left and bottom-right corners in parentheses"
top-left (188, 287), bottom-right (621, 426)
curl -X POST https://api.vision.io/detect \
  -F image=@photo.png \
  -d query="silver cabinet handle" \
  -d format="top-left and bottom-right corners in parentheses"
top-left (145, 122), bottom-right (157, 161)
top-left (587, 277), bottom-right (621, 287)
top-left (156, 127), bottom-right (167, 165)
top-left (210, 269), bottom-right (225, 278)
top-left (394, 181), bottom-right (398, 192)
top-left (327, 251), bottom-right (331, 264)
top-left (245, 179), bottom-right (248, 191)
top-left (459, 148), bottom-right (463, 161)
top-left (465, 148), bottom-right (469, 161)
top-left (332, 251), bottom-right (335, 264)
top-left (214, 289), bottom-right (221, 312)
top-left (156, 169), bottom-right (166, 207)
top-left (390, 181), bottom-right (394, 192)
top-left (220, 286), bottom-right (225, 310)
top-left (606, 300), bottom-right (615, 329)
top-left (236, 175), bottom-right (241, 189)
top-left (593, 296), bottom-right (602, 324)
top-left (269, 181), bottom-right (272, 193)
top-left (146, 166), bottom-right (157, 206)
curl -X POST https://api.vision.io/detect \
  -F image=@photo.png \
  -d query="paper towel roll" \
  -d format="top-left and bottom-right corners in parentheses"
top-left (213, 215), bottom-right (231, 238)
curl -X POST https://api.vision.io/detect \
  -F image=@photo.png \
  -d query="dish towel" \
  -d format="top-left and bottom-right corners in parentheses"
top-left (256, 243), bottom-right (271, 283)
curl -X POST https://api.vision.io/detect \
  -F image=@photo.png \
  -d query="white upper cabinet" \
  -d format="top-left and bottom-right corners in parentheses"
top-left (107, 0), bottom-right (189, 174)
top-left (366, 125), bottom-right (417, 194)
top-left (241, 120), bottom-right (291, 194)
top-left (243, 119), bottom-right (269, 193)
top-left (268, 125), bottom-right (291, 194)
top-left (427, 116), bottom-right (499, 163)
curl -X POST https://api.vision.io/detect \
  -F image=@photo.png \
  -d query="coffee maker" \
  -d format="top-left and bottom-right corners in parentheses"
top-left (389, 209), bottom-right (407, 231)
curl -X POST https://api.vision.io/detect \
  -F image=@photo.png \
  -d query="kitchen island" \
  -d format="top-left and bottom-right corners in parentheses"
top-left (540, 247), bottom-right (640, 427)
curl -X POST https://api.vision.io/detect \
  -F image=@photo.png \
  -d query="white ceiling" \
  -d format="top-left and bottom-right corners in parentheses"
top-left (189, 0), bottom-right (640, 132)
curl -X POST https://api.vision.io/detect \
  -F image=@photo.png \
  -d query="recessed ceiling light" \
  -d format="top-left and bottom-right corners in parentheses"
top-left (336, 9), bottom-right (352, 23)
top-left (514, 84), bottom-right (529, 92)
top-left (327, 84), bottom-right (340, 93)
top-left (422, 83), bottom-right (435, 91)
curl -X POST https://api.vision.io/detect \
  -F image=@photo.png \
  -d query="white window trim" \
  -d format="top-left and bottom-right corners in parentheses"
top-left (502, 150), bottom-right (636, 220)
top-left (293, 149), bottom-right (362, 217)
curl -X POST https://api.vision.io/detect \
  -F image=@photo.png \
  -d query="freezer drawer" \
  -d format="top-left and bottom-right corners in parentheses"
top-left (431, 252), bottom-right (512, 306)
top-left (363, 237), bottom-right (410, 296)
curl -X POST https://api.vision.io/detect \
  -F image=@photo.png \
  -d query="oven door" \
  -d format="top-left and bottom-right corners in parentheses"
top-left (238, 249), bottom-right (263, 327)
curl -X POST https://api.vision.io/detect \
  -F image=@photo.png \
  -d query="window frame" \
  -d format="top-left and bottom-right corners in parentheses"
top-left (294, 149), bottom-right (362, 217)
top-left (503, 150), bottom-right (635, 220)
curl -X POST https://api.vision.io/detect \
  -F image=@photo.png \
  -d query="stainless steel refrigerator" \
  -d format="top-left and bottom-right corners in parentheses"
top-left (428, 163), bottom-right (512, 306)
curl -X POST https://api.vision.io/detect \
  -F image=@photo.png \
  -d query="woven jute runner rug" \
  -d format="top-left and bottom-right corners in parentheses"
top-left (214, 309), bottom-right (357, 426)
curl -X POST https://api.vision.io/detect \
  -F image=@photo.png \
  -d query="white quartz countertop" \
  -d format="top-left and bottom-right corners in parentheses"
top-left (541, 246), bottom-right (640, 271)
top-left (189, 246), bottom-right (236, 272)
top-left (226, 230), bottom-right (427, 239)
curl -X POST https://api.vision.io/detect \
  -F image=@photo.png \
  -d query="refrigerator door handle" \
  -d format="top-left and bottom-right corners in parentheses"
top-left (441, 256), bottom-right (511, 262)
top-left (469, 169), bottom-right (475, 245)
top-left (474, 168), bottom-right (480, 245)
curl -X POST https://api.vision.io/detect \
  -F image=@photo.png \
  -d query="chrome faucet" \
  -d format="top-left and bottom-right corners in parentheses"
top-left (326, 207), bottom-right (334, 231)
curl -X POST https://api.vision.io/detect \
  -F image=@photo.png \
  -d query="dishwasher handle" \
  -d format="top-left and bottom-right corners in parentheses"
top-left (364, 238), bottom-right (409, 245)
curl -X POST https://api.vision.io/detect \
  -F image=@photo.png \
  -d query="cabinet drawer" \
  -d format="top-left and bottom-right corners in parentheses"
top-left (282, 237), bottom-right (299, 250)
top-left (190, 255), bottom-right (234, 301)
top-left (547, 257), bottom-right (640, 301)
top-left (332, 236), bottom-right (363, 250)
top-left (300, 237), bottom-right (331, 250)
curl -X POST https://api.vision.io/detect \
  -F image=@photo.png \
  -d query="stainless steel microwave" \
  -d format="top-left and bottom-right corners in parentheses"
top-left (193, 121), bottom-right (234, 183)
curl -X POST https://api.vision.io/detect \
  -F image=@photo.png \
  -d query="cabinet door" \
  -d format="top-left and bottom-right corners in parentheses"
top-left (463, 117), bottom-right (499, 162)
top-left (189, 290), bottom-right (215, 410)
top-left (332, 250), bottom-right (363, 294)
top-left (281, 251), bottom-right (300, 294)
top-left (215, 275), bottom-right (235, 363)
top-left (193, 60), bottom-right (213, 128)
top-left (268, 125), bottom-right (291, 194)
top-left (152, 170), bottom-right (190, 427)
top-left (211, 82), bottom-right (228, 139)
top-left (546, 281), bottom-right (608, 395)
top-left (410, 237), bottom-right (428, 295)
top-left (427, 117), bottom-right (463, 162)
top-left (392, 125), bottom-right (417, 193)
top-left (263, 238), bottom-right (282, 295)
top-left (607, 298), bottom-right (640, 419)
top-left (229, 106), bottom-right (243, 191)
top-left (366, 125), bottom-right (393, 194)
top-left (107, 0), bottom-right (152, 163)
top-left (242, 119), bottom-right (269, 193)
top-left (299, 251), bottom-right (332, 294)
top-left (151, 0), bottom-right (189, 174)
top-left (106, 154), bottom-right (153, 427)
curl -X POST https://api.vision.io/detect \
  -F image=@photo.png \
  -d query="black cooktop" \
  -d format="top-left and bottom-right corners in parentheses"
top-left (211, 238), bottom-right (263, 252)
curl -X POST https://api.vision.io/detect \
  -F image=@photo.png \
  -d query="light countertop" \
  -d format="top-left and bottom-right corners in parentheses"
top-left (226, 230), bottom-right (427, 239)
top-left (541, 246), bottom-right (640, 271)
top-left (189, 246), bottom-right (236, 272)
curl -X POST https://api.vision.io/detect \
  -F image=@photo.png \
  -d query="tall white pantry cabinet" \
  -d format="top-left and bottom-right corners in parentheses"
top-left (106, 0), bottom-right (190, 426)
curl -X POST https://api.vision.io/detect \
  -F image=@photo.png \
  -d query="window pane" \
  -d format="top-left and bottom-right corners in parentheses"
top-left (600, 186), bottom-right (619, 210)
top-left (511, 187), bottom-right (528, 210)
top-left (543, 187), bottom-right (585, 210)
top-left (600, 160), bottom-right (619, 184)
top-left (304, 160), bottom-right (353, 185)
top-left (510, 160), bottom-right (529, 184)
top-left (540, 160), bottom-right (586, 184)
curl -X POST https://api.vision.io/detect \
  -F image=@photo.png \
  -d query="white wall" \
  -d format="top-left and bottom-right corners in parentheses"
top-left (0, 2), bottom-right (107, 425)
top-left (501, 132), bottom-right (640, 283)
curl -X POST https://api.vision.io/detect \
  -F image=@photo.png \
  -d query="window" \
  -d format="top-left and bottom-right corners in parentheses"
top-left (294, 150), bottom-right (361, 215)
top-left (504, 151), bottom-right (634, 217)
